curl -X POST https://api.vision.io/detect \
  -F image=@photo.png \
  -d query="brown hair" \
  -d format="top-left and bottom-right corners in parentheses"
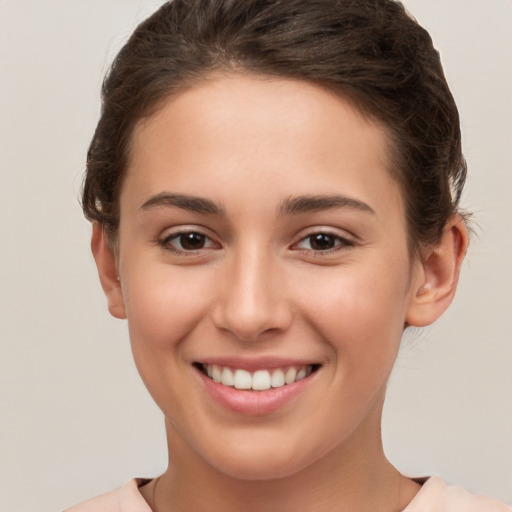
top-left (82, 0), bottom-right (466, 251)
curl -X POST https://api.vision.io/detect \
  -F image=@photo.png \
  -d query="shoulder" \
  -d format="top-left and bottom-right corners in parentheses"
top-left (64, 479), bottom-right (153, 512)
top-left (404, 475), bottom-right (512, 512)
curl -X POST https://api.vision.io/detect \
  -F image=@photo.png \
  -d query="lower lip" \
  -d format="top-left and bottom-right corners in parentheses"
top-left (197, 368), bottom-right (317, 416)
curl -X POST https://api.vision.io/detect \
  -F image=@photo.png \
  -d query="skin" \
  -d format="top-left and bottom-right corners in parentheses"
top-left (93, 74), bottom-right (467, 511)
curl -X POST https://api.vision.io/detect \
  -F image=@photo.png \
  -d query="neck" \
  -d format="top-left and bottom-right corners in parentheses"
top-left (143, 403), bottom-right (420, 512)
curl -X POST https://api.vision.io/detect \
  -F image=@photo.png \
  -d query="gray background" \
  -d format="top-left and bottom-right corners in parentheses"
top-left (0, 1), bottom-right (511, 510)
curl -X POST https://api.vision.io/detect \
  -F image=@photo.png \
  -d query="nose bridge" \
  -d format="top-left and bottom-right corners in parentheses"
top-left (213, 242), bottom-right (290, 341)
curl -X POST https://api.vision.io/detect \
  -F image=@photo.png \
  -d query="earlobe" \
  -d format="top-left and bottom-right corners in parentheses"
top-left (91, 223), bottom-right (127, 320)
top-left (406, 216), bottom-right (468, 327)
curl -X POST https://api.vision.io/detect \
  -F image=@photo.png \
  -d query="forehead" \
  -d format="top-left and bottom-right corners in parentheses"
top-left (124, 73), bottom-right (403, 222)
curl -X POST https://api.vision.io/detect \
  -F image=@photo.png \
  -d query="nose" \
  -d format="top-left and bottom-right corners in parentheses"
top-left (211, 246), bottom-right (292, 342)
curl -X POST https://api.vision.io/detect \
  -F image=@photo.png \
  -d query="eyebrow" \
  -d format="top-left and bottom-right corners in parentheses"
top-left (278, 194), bottom-right (375, 216)
top-left (139, 192), bottom-right (375, 217)
top-left (140, 192), bottom-right (225, 215)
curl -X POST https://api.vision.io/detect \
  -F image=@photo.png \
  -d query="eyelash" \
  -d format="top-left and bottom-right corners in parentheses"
top-left (293, 231), bottom-right (355, 254)
top-left (157, 229), bottom-right (354, 255)
top-left (157, 230), bottom-right (219, 255)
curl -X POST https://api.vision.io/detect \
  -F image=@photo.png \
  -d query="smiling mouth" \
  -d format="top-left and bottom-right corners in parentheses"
top-left (195, 363), bottom-right (321, 391)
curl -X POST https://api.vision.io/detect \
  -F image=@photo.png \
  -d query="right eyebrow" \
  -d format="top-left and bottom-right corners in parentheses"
top-left (139, 192), bottom-right (225, 215)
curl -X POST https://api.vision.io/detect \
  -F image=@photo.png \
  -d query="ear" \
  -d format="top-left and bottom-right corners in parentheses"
top-left (406, 216), bottom-right (468, 327)
top-left (91, 223), bottom-right (126, 319)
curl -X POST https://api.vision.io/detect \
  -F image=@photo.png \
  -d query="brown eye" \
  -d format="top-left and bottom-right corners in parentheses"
top-left (160, 231), bottom-right (217, 252)
top-left (179, 232), bottom-right (206, 250)
top-left (295, 232), bottom-right (354, 252)
top-left (309, 233), bottom-right (337, 250)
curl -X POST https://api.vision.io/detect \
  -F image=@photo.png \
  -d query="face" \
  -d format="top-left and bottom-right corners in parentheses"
top-left (109, 74), bottom-right (425, 479)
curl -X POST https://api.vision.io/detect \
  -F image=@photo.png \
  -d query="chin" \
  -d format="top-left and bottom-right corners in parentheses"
top-left (200, 433), bottom-right (327, 482)
top-left (212, 455), bottom-right (306, 482)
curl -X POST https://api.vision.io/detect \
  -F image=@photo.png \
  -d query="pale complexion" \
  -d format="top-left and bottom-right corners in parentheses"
top-left (93, 74), bottom-right (467, 511)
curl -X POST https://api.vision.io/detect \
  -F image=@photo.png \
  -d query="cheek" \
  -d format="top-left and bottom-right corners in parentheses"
top-left (296, 257), bottom-right (412, 362)
top-left (121, 271), bottom-right (210, 413)
top-left (120, 268), bottom-right (215, 404)
top-left (293, 261), bottom-right (412, 438)
top-left (122, 265), bottom-right (211, 347)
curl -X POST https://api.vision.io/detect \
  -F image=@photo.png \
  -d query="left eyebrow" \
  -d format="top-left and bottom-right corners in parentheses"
top-left (140, 192), bottom-right (225, 215)
top-left (278, 194), bottom-right (376, 216)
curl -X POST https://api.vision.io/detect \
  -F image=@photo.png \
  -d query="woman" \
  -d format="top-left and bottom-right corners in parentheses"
top-left (66, 0), bottom-right (511, 510)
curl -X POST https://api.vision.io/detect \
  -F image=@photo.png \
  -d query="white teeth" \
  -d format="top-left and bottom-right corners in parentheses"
top-left (271, 369), bottom-right (285, 388)
top-left (212, 365), bottom-right (221, 383)
top-left (296, 367), bottom-right (307, 381)
top-left (252, 370), bottom-right (271, 390)
top-left (234, 369), bottom-right (252, 390)
top-left (284, 367), bottom-right (297, 385)
top-left (221, 367), bottom-right (234, 386)
top-left (203, 364), bottom-right (315, 391)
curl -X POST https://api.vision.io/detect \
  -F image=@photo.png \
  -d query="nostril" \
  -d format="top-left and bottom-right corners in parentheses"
top-left (211, 299), bottom-right (293, 343)
top-left (209, 258), bottom-right (292, 341)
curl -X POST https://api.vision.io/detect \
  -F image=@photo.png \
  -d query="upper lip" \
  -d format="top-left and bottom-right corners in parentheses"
top-left (194, 356), bottom-right (322, 372)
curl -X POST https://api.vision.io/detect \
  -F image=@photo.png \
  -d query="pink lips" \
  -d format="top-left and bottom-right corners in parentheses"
top-left (195, 361), bottom-right (318, 416)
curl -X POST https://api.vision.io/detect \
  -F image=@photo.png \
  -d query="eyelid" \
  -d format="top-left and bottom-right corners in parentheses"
top-left (291, 228), bottom-right (356, 253)
top-left (157, 226), bottom-right (221, 254)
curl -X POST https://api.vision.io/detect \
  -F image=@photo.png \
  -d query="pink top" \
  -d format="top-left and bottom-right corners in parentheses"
top-left (64, 476), bottom-right (512, 511)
